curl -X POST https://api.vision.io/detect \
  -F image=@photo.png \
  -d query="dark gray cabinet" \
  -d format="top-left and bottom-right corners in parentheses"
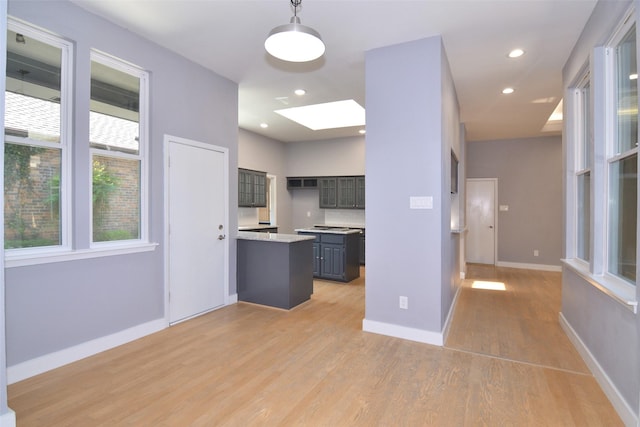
top-left (299, 231), bottom-right (360, 282)
top-left (319, 178), bottom-right (337, 208)
top-left (337, 176), bottom-right (365, 208)
top-left (356, 176), bottom-right (365, 208)
top-left (319, 176), bottom-right (365, 209)
top-left (238, 168), bottom-right (267, 207)
top-left (287, 177), bottom-right (319, 189)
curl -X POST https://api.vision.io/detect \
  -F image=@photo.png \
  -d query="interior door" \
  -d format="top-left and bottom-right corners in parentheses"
top-left (167, 137), bottom-right (227, 324)
top-left (466, 179), bottom-right (496, 264)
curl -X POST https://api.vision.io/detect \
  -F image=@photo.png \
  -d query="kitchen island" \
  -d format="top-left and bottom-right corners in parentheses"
top-left (295, 227), bottom-right (361, 282)
top-left (237, 231), bottom-right (315, 309)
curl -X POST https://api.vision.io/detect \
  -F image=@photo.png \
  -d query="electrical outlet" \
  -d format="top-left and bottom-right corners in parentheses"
top-left (399, 296), bottom-right (408, 309)
top-left (306, 211), bottom-right (311, 217)
top-left (534, 249), bottom-right (539, 257)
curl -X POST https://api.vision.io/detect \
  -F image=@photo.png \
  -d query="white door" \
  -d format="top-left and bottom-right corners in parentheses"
top-left (167, 137), bottom-right (227, 324)
top-left (466, 179), bottom-right (496, 264)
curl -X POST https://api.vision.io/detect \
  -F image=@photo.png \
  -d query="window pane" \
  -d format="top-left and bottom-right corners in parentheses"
top-left (92, 155), bottom-right (140, 242)
top-left (577, 172), bottom-right (591, 261)
top-left (90, 60), bottom-right (140, 154)
top-left (5, 30), bottom-right (62, 142)
top-left (4, 143), bottom-right (61, 248)
top-left (579, 82), bottom-right (591, 169)
top-left (608, 154), bottom-right (637, 283)
top-left (615, 26), bottom-right (637, 154)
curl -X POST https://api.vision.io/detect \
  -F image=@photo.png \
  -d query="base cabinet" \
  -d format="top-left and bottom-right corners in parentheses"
top-left (301, 232), bottom-right (360, 282)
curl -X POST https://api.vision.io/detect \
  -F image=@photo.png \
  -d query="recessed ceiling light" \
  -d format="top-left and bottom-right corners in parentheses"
top-left (260, 123), bottom-right (269, 128)
top-left (294, 89), bottom-right (306, 96)
top-left (502, 87), bottom-right (515, 94)
top-left (275, 100), bottom-right (366, 130)
top-left (508, 48), bottom-right (525, 58)
top-left (359, 129), bottom-right (366, 135)
top-left (630, 73), bottom-right (638, 80)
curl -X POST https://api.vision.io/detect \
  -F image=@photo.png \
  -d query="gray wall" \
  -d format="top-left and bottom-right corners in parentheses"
top-left (238, 129), bottom-right (293, 233)
top-left (286, 136), bottom-right (365, 176)
top-left (365, 35), bottom-right (461, 335)
top-left (6, 1), bottom-right (238, 365)
top-left (286, 136), bottom-right (365, 230)
top-left (466, 136), bottom-right (563, 267)
top-left (237, 132), bottom-right (366, 233)
top-left (561, 0), bottom-right (638, 418)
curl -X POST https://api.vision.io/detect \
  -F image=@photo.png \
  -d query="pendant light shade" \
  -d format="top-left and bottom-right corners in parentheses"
top-left (265, 1), bottom-right (325, 62)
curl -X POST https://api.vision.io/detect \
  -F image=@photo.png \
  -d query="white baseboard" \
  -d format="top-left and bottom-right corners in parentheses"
top-left (442, 285), bottom-right (462, 344)
top-left (228, 293), bottom-right (238, 304)
top-left (559, 312), bottom-right (638, 427)
top-left (0, 409), bottom-right (16, 427)
top-left (362, 319), bottom-right (443, 346)
top-left (8, 318), bottom-right (166, 384)
top-left (496, 261), bottom-right (562, 272)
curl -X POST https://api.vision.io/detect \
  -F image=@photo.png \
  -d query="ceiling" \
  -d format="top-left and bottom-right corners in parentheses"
top-left (70, 0), bottom-right (598, 143)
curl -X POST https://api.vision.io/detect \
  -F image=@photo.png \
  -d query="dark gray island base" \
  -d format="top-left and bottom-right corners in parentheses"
top-left (237, 232), bottom-right (315, 310)
top-left (295, 227), bottom-right (361, 282)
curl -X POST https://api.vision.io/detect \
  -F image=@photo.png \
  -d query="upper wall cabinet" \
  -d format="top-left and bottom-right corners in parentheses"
top-left (238, 168), bottom-right (267, 207)
top-left (287, 177), bottom-right (319, 189)
top-left (337, 176), bottom-right (366, 209)
top-left (319, 176), bottom-right (365, 209)
top-left (319, 177), bottom-right (337, 208)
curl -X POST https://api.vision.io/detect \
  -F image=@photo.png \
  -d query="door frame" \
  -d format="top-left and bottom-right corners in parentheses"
top-left (163, 134), bottom-right (230, 326)
top-left (466, 178), bottom-right (498, 265)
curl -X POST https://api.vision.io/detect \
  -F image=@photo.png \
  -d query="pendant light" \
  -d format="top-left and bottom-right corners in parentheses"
top-left (265, 0), bottom-right (325, 62)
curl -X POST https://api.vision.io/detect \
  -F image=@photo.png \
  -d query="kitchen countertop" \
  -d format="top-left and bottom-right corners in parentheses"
top-left (314, 223), bottom-right (364, 229)
top-left (238, 224), bottom-right (277, 231)
top-left (237, 231), bottom-right (315, 243)
top-left (295, 227), bottom-right (362, 235)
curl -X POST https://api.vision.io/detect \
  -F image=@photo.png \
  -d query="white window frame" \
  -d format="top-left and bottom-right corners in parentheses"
top-left (4, 18), bottom-right (73, 259)
top-left (4, 23), bottom-right (157, 268)
top-left (563, 7), bottom-right (637, 312)
top-left (89, 50), bottom-right (149, 248)
top-left (604, 14), bottom-right (637, 288)
top-left (572, 68), bottom-right (591, 265)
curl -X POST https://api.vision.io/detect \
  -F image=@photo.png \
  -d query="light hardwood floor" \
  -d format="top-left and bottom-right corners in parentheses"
top-left (9, 265), bottom-right (622, 426)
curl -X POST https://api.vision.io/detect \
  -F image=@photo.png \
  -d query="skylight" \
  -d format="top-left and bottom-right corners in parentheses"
top-left (275, 99), bottom-right (365, 130)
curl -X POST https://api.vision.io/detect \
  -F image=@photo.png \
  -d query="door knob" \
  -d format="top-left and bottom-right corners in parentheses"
top-left (489, 225), bottom-right (493, 229)
top-left (218, 234), bottom-right (226, 240)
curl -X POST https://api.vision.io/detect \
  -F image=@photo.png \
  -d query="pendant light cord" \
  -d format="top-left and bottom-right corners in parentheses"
top-left (291, 0), bottom-right (302, 18)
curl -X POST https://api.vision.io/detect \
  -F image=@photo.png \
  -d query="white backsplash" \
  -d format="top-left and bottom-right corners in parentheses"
top-left (324, 210), bottom-right (365, 227)
top-left (238, 207), bottom-right (259, 226)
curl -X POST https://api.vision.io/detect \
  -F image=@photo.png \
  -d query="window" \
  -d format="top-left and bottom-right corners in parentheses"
top-left (608, 24), bottom-right (637, 284)
top-left (3, 19), bottom-right (154, 267)
top-left (89, 52), bottom-right (148, 244)
top-left (565, 9), bottom-right (638, 307)
top-left (575, 74), bottom-right (591, 262)
top-left (4, 22), bottom-right (71, 251)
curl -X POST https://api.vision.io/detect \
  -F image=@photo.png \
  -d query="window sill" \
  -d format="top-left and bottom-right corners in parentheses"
top-left (5, 242), bottom-right (159, 268)
top-left (562, 258), bottom-right (637, 313)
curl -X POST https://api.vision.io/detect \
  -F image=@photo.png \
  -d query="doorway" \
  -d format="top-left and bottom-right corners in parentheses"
top-left (258, 175), bottom-right (277, 226)
top-left (466, 178), bottom-right (497, 264)
top-left (165, 135), bottom-right (229, 324)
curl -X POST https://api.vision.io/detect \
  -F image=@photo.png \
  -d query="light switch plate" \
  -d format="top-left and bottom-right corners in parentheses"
top-left (499, 205), bottom-right (509, 211)
top-left (410, 196), bottom-right (433, 209)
